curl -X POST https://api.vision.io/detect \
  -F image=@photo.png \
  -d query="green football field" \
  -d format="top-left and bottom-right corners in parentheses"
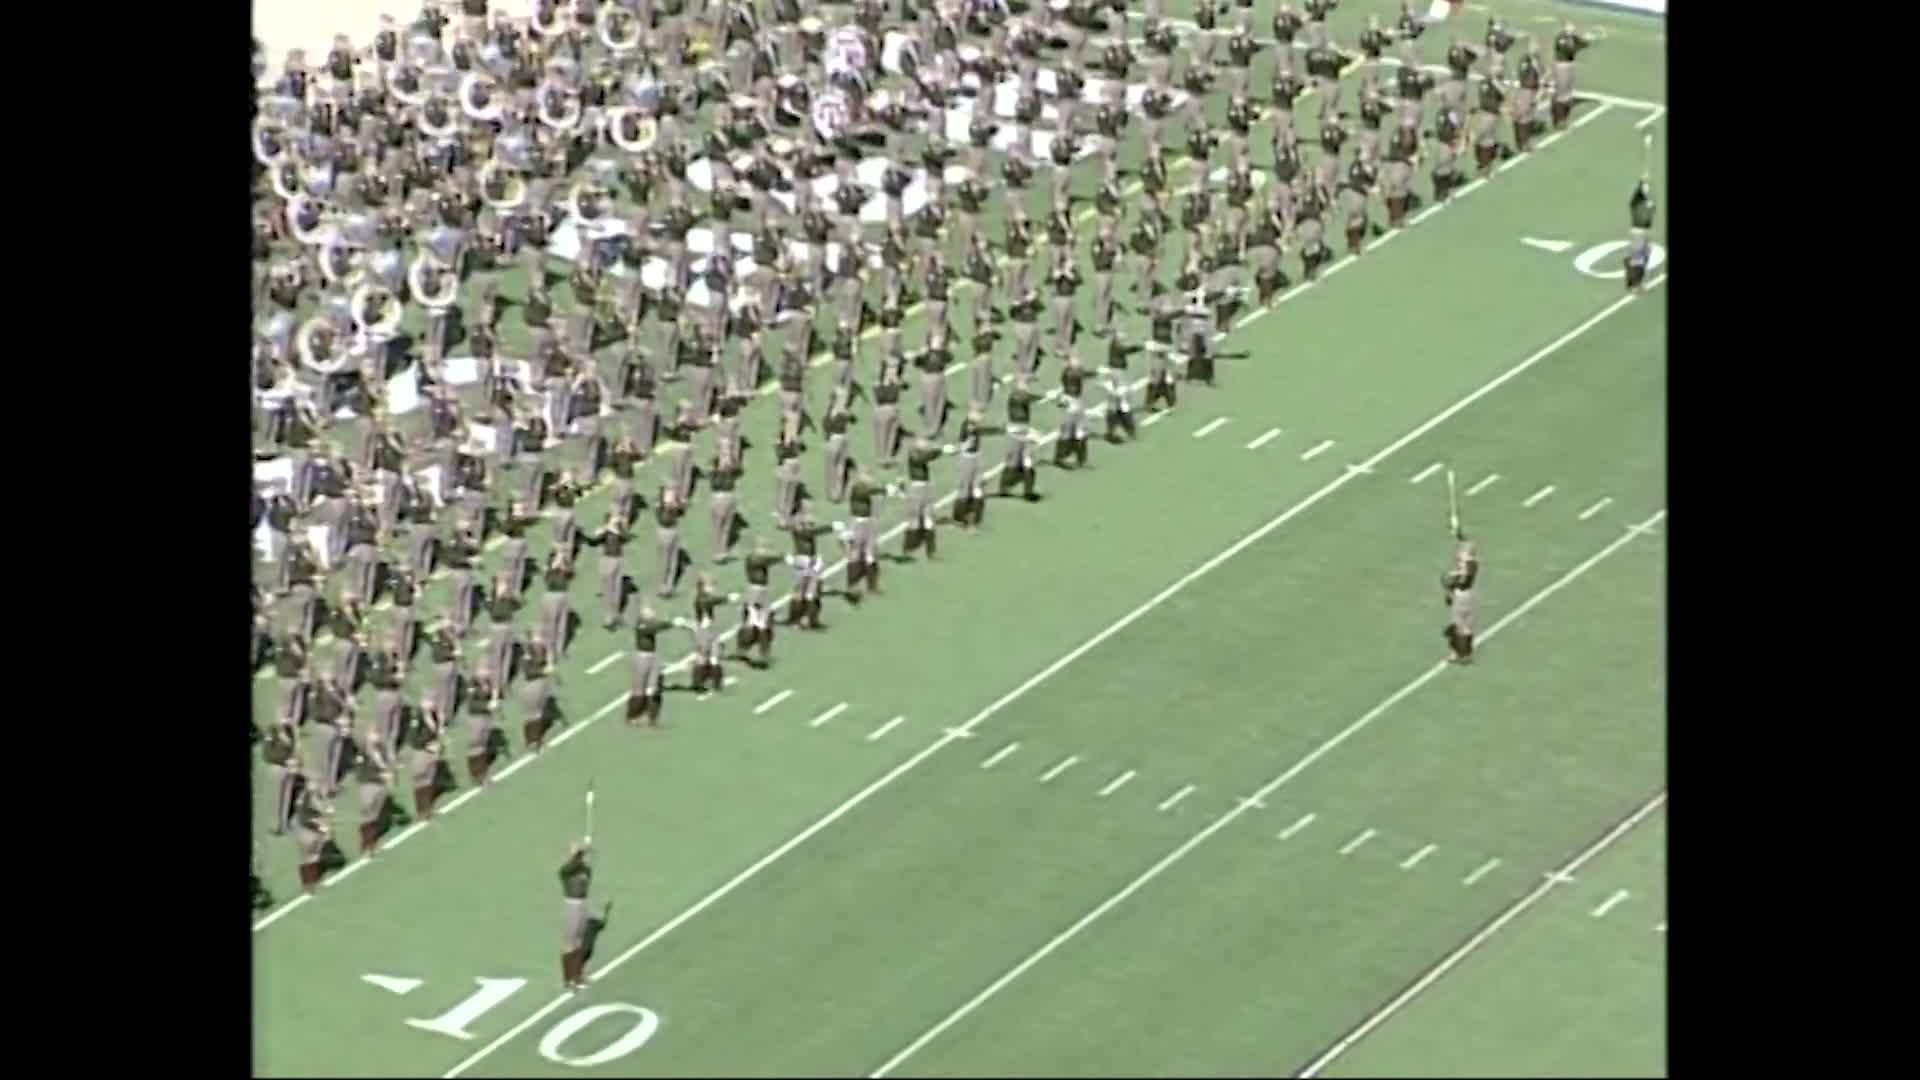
top-left (253, 1), bottom-right (1668, 1075)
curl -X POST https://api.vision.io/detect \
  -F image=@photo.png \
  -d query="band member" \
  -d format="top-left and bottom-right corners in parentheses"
top-left (354, 731), bottom-right (395, 857)
top-left (1551, 22), bottom-right (1596, 130)
top-left (1103, 367), bottom-right (1137, 442)
top-left (685, 576), bottom-right (728, 691)
top-left (841, 469), bottom-right (894, 597)
top-left (654, 486), bottom-right (688, 597)
top-left (822, 405), bottom-right (855, 502)
top-left (559, 840), bottom-right (605, 993)
top-left (784, 544), bottom-right (827, 629)
top-left (695, 441), bottom-right (739, 561)
top-left (291, 788), bottom-right (332, 895)
top-left (738, 540), bottom-right (781, 664)
top-left (465, 658), bottom-right (504, 785)
top-left (999, 377), bottom-right (1041, 501)
top-left (410, 696), bottom-right (447, 819)
top-left (594, 510), bottom-right (633, 627)
top-left (262, 719), bottom-right (304, 836)
top-left (520, 668), bottom-right (558, 753)
top-left (311, 675), bottom-right (356, 798)
top-left (1443, 535), bottom-right (1480, 663)
top-left (1626, 175), bottom-right (1656, 292)
top-left (902, 436), bottom-right (941, 558)
top-left (951, 409), bottom-right (989, 529)
top-left (625, 604), bottom-right (674, 726)
top-left (872, 367), bottom-right (905, 467)
top-left (1054, 359), bottom-right (1092, 469)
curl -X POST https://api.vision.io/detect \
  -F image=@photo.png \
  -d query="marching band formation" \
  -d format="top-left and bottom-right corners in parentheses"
top-left (250, 0), bottom-right (1607, 906)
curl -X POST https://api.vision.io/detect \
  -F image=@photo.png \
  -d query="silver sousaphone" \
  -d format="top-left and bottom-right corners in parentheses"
top-left (351, 280), bottom-right (406, 339)
top-left (460, 68), bottom-right (505, 122)
top-left (478, 158), bottom-right (528, 210)
top-left (417, 68), bottom-right (463, 139)
top-left (316, 233), bottom-right (360, 288)
top-left (536, 77), bottom-right (584, 133)
top-left (253, 123), bottom-right (291, 169)
top-left (296, 299), bottom-right (355, 375)
top-left (566, 160), bottom-right (615, 226)
top-left (387, 61), bottom-right (430, 107)
top-left (605, 106), bottom-right (658, 153)
top-left (530, 0), bottom-right (573, 39)
top-left (598, 3), bottom-right (642, 52)
top-left (408, 230), bottom-right (463, 312)
top-left (285, 194), bottom-right (333, 246)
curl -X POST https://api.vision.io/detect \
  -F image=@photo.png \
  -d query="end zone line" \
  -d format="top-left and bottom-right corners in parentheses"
top-left (1298, 792), bottom-right (1668, 1077)
top-left (868, 510), bottom-right (1667, 1078)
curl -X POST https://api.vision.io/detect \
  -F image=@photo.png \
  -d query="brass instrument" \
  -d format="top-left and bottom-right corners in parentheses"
top-left (351, 282), bottom-right (406, 338)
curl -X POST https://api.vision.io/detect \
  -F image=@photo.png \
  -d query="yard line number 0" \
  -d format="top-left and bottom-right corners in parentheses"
top-left (388, 976), bottom-right (661, 1067)
top-left (1573, 240), bottom-right (1667, 280)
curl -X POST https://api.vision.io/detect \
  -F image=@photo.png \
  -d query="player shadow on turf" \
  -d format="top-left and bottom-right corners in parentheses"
top-left (317, 837), bottom-right (350, 878)
top-left (581, 905), bottom-right (611, 968)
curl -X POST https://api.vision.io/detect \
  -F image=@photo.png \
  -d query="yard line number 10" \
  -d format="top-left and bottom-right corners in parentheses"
top-left (376, 975), bottom-right (661, 1067)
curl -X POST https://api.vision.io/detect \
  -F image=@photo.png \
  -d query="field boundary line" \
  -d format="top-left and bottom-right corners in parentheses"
top-left (866, 508), bottom-right (1667, 1076)
top-left (1297, 792), bottom-right (1668, 1077)
top-left (439, 273), bottom-right (1670, 1075)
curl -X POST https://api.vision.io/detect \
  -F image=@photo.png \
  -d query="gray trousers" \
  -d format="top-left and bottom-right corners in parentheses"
top-left (709, 493), bottom-right (739, 558)
top-left (919, 373), bottom-right (948, 436)
top-left (655, 527), bottom-right (682, 596)
top-left (873, 406), bottom-right (902, 464)
top-left (953, 452), bottom-right (983, 501)
top-left (597, 554), bottom-right (626, 623)
top-left (629, 650), bottom-right (663, 699)
top-left (825, 436), bottom-right (851, 501)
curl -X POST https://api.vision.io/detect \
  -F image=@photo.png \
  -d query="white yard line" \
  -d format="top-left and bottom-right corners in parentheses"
top-left (1400, 844), bottom-right (1438, 870)
top-left (1465, 474), bottom-right (1501, 496)
top-left (1278, 813), bottom-right (1317, 840)
top-left (441, 789), bottom-right (480, 814)
top-left (1411, 463), bottom-right (1444, 484)
top-left (1039, 756), bottom-right (1080, 783)
top-left (251, 892), bottom-right (311, 931)
top-left (1579, 496), bottom-right (1614, 521)
top-left (1142, 409), bottom-right (1173, 426)
top-left (865, 716), bottom-right (906, 742)
top-left (1591, 889), bottom-right (1631, 919)
top-left (866, 508), bottom-right (1667, 1077)
top-left (980, 742), bottom-right (1021, 770)
top-left (495, 756), bottom-right (532, 781)
top-left (1523, 485), bottom-right (1557, 508)
top-left (1193, 417), bottom-right (1231, 439)
top-left (1300, 793), bottom-right (1668, 1076)
top-left (1635, 106), bottom-right (1666, 131)
top-left (1245, 428), bottom-right (1283, 451)
top-left (1157, 785), bottom-right (1197, 812)
top-left (1654, 921), bottom-right (1667, 933)
top-left (1374, 230), bottom-right (1401, 249)
top-left (1539, 130), bottom-right (1566, 148)
top-left (809, 702), bottom-right (850, 728)
top-left (385, 822), bottom-right (427, 851)
top-left (325, 859), bottom-right (369, 887)
top-left (1463, 858), bottom-right (1502, 886)
top-left (586, 652), bottom-right (623, 675)
top-left (1097, 770), bottom-right (1137, 797)
top-left (1340, 829), bottom-right (1379, 856)
top-left (753, 689), bottom-right (795, 716)
top-left (1300, 439), bottom-right (1335, 461)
